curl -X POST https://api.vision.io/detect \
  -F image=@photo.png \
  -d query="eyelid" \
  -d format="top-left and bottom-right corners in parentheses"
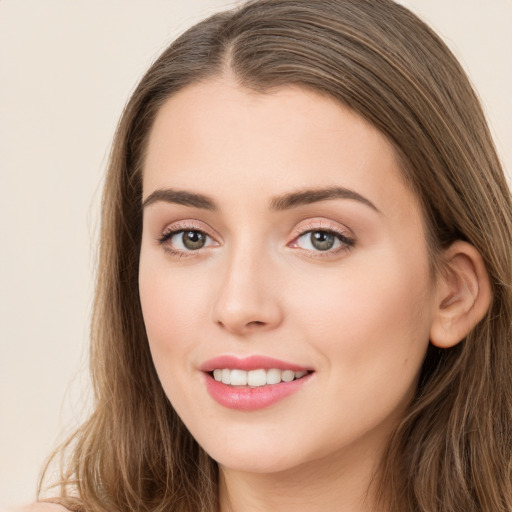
top-left (157, 220), bottom-right (219, 256)
top-left (288, 219), bottom-right (355, 255)
top-left (159, 220), bottom-right (214, 239)
top-left (290, 219), bottom-right (354, 240)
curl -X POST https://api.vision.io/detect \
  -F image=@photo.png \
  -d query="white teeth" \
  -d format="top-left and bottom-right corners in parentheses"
top-left (212, 368), bottom-right (309, 387)
top-left (248, 369), bottom-right (267, 387)
top-left (266, 368), bottom-right (281, 385)
top-left (281, 370), bottom-right (295, 382)
top-left (230, 369), bottom-right (248, 386)
top-left (221, 369), bottom-right (231, 385)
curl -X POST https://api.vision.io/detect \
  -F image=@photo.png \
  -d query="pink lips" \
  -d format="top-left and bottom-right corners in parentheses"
top-left (200, 355), bottom-right (314, 411)
top-left (200, 355), bottom-right (311, 373)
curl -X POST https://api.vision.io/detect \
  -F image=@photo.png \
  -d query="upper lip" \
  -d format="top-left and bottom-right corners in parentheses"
top-left (199, 355), bottom-right (312, 373)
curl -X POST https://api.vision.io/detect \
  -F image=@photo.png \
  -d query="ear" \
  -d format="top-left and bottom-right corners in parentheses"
top-left (430, 241), bottom-right (492, 349)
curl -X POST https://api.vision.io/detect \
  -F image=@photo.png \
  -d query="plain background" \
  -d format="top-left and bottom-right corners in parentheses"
top-left (0, 0), bottom-right (511, 508)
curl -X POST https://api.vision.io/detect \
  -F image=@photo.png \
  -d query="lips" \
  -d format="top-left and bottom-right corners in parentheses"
top-left (200, 355), bottom-right (312, 372)
top-left (200, 355), bottom-right (314, 411)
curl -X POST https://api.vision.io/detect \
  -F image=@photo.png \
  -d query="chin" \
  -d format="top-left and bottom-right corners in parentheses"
top-left (213, 450), bottom-right (303, 475)
top-left (195, 430), bottom-right (309, 475)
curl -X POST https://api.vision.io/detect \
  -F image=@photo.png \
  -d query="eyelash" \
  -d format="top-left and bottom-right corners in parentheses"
top-left (158, 222), bottom-right (214, 258)
top-left (290, 222), bottom-right (355, 258)
top-left (157, 222), bottom-right (355, 259)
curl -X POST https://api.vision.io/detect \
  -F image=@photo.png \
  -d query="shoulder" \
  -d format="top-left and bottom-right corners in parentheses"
top-left (4, 504), bottom-right (71, 512)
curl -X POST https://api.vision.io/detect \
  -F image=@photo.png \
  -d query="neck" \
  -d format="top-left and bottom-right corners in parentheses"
top-left (218, 442), bottom-right (388, 512)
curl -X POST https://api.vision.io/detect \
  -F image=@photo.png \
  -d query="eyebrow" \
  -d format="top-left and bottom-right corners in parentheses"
top-left (142, 186), bottom-right (379, 213)
top-left (142, 189), bottom-right (218, 210)
top-left (269, 186), bottom-right (379, 212)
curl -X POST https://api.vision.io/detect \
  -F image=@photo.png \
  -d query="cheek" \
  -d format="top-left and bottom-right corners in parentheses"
top-left (286, 262), bottom-right (433, 450)
top-left (139, 263), bottom-right (211, 418)
top-left (138, 260), bottom-right (207, 367)
top-left (290, 254), bottom-right (433, 381)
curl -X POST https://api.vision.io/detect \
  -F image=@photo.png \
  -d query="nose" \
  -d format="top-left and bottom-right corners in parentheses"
top-left (213, 246), bottom-right (284, 335)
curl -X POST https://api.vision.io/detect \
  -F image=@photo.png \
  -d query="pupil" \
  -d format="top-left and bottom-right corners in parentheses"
top-left (183, 231), bottom-right (205, 250)
top-left (311, 231), bottom-right (335, 251)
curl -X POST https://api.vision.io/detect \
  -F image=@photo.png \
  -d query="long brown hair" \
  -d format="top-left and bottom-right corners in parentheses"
top-left (40, 1), bottom-right (512, 510)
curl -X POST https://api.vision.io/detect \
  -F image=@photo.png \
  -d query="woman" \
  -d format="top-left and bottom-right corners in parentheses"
top-left (34, 0), bottom-right (512, 510)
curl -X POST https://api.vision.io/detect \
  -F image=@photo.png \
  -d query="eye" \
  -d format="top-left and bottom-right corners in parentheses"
top-left (159, 228), bottom-right (216, 253)
top-left (291, 229), bottom-right (354, 253)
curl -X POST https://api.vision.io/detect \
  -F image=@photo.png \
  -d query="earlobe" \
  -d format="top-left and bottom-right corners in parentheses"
top-left (429, 241), bottom-right (492, 349)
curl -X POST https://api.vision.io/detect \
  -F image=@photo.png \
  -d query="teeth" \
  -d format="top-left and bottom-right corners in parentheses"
top-left (281, 370), bottom-right (295, 382)
top-left (247, 369), bottom-right (266, 387)
top-left (221, 369), bottom-right (231, 385)
top-left (266, 368), bottom-right (281, 385)
top-left (230, 369), bottom-right (247, 386)
top-left (212, 368), bottom-right (309, 387)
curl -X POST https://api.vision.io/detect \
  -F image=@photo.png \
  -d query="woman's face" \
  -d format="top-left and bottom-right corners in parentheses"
top-left (139, 79), bottom-right (436, 475)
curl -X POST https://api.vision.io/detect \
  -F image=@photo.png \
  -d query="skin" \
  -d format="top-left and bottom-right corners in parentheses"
top-left (138, 78), bottom-right (439, 512)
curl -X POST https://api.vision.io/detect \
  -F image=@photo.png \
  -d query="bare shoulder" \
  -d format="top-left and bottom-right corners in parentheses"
top-left (5, 504), bottom-right (71, 512)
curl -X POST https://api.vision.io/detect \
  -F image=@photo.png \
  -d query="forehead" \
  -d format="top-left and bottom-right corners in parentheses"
top-left (142, 79), bottom-right (419, 221)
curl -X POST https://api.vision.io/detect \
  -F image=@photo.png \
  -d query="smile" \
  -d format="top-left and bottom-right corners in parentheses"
top-left (201, 356), bottom-right (314, 411)
top-left (212, 368), bottom-right (309, 387)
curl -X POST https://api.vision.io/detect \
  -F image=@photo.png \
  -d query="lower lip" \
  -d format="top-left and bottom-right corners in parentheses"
top-left (204, 372), bottom-right (313, 411)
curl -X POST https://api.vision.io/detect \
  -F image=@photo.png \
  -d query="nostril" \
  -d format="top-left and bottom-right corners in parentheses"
top-left (248, 321), bottom-right (265, 327)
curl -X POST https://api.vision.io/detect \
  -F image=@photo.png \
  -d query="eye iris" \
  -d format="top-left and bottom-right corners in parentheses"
top-left (182, 231), bottom-right (206, 250)
top-left (310, 231), bottom-right (335, 251)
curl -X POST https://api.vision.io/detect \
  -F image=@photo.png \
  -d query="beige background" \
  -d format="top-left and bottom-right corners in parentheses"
top-left (0, 0), bottom-right (510, 508)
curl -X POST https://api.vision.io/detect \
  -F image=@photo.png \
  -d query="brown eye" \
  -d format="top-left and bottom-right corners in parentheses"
top-left (182, 230), bottom-right (206, 250)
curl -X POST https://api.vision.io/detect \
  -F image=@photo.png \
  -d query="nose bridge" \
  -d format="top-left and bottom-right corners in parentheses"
top-left (213, 235), bottom-right (283, 334)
